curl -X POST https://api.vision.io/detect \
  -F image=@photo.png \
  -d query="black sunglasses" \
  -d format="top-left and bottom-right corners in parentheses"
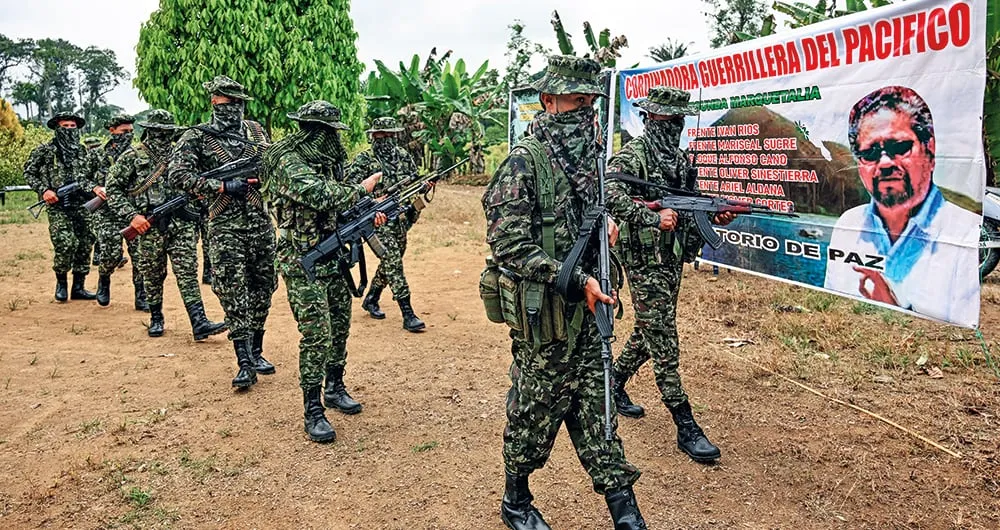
top-left (855, 139), bottom-right (914, 163)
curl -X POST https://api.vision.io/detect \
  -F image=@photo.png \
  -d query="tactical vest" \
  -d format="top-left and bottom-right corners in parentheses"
top-left (616, 137), bottom-right (686, 267)
top-left (480, 136), bottom-right (590, 353)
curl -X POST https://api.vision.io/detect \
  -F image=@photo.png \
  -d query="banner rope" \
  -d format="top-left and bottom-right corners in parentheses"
top-left (719, 348), bottom-right (963, 458)
top-left (974, 328), bottom-right (999, 380)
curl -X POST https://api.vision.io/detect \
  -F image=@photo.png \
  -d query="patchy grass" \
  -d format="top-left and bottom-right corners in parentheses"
top-left (411, 440), bottom-right (439, 453)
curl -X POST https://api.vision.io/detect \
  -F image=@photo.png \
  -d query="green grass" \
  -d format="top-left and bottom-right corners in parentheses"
top-left (0, 192), bottom-right (44, 225)
top-left (411, 440), bottom-right (439, 453)
top-left (124, 486), bottom-right (153, 508)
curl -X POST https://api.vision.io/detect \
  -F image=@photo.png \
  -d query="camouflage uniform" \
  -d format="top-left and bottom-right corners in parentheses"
top-left (94, 114), bottom-right (147, 309)
top-left (346, 117), bottom-right (426, 331)
top-left (23, 111), bottom-right (100, 301)
top-left (168, 75), bottom-right (276, 388)
top-left (606, 86), bottom-right (721, 463)
top-left (482, 56), bottom-right (651, 530)
top-left (262, 101), bottom-right (370, 442)
top-left (106, 109), bottom-right (226, 340)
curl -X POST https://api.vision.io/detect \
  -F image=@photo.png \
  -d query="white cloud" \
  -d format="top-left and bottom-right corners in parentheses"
top-left (0, 0), bottom-right (713, 115)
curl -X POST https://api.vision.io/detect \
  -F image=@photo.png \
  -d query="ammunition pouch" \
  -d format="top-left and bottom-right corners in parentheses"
top-left (480, 256), bottom-right (571, 352)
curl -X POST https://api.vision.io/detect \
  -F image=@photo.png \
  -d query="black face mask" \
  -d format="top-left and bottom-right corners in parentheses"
top-left (212, 101), bottom-right (245, 131)
top-left (54, 127), bottom-right (82, 155)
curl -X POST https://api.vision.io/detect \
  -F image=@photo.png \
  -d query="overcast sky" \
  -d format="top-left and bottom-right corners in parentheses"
top-left (0, 0), bottom-right (714, 115)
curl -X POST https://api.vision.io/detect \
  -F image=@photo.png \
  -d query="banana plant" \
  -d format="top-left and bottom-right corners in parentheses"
top-left (549, 10), bottom-right (628, 67)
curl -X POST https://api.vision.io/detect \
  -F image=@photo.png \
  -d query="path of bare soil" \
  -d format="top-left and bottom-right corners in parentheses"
top-left (0, 185), bottom-right (998, 529)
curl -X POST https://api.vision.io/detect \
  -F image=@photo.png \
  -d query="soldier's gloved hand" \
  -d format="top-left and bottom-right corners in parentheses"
top-left (42, 189), bottom-right (59, 205)
top-left (374, 212), bottom-right (388, 227)
top-left (130, 214), bottom-right (151, 235)
top-left (361, 172), bottom-right (382, 194)
top-left (93, 186), bottom-right (107, 200)
top-left (658, 209), bottom-right (678, 231)
top-left (713, 212), bottom-right (737, 226)
top-left (583, 276), bottom-right (615, 315)
top-left (221, 179), bottom-right (249, 197)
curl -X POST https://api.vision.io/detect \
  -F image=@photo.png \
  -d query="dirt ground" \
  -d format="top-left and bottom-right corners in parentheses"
top-left (0, 184), bottom-right (998, 529)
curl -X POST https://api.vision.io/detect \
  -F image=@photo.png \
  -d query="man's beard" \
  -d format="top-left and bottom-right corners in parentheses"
top-left (872, 169), bottom-right (915, 207)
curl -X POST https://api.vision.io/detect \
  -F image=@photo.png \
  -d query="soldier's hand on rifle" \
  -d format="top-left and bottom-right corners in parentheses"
top-left (130, 214), bottom-right (151, 236)
top-left (42, 189), bottom-right (59, 205)
top-left (583, 276), bottom-right (615, 314)
top-left (607, 217), bottom-right (619, 246)
top-left (713, 212), bottom-right (737, 225)
top-left (658, 208), bottom-right (678, 231)
top-left (374, 212), bottom-right (388, 227)
top-left (93, 186), bottom-right (107, 200)
top-left (361, 172), bottom-right (382, 194)
top-left (221, 179), bottom-right (248, 197)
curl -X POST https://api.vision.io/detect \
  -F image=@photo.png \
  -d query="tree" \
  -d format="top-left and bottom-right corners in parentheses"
top-left (704, 0), bottom-right (769, 48)
top-left (550, 10), bottom-right (629, 67)
top-left (648, 39), bottom-right (691, 63)
top-left (26, 39), bottom-right (81, 117)
top-left (10, 81), bottom-right (38, 121)
top-left (74, 46), bottom-right (127, 131)
top-left (0, 35), bottom-right (35, 95)
top-left (503, 20), bottom-right (549, 92)
top-left (135, 0), bottom-right (366, 141)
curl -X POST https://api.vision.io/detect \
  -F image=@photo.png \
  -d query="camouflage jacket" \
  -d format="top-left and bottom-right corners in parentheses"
top-left (262, 146), bottom-right (367, 276)
top-left (483, 132), bottom-right (650, 291)
top-left (168, 120), bottom-right (269, 224)
top-left (23, 142), bottom-right (99, 206)
top-left (606, 135), bottom-right (704, 266)
top-left (345, 146), bottom-right (420, 229)
top-left (105, 143), bottom-right (185, 220)
top-left (95, 140), bottom-right (133, 185)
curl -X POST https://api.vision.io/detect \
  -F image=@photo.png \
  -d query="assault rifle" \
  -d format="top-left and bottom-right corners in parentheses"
top-left (27, 182), bottom-right (81, 218)
top-left (1, 185), bottom-right (32, 206)
top-left (119, 156), bottom-right (261, 242)
top-left (299, 157), bottom-right (468, 293)
top-left (608, 171), bottom-right (797, 250)
top-left (554, 142), bottom-right (617, 442)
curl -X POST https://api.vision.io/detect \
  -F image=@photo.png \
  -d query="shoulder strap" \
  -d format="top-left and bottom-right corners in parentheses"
top-left (518, 137), bottom-right (556, 258)
top-left (633, 137), bottom-right (650, 181)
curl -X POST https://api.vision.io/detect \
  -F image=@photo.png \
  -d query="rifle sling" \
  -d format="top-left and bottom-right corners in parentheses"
top-left (555, 205), bottom-right (602, 300)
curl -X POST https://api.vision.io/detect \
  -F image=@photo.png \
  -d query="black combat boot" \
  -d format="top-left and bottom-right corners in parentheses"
top-left (185, 301), bottom-right (227, 341)
top-left (324, 364), bottom-right (362, 414)
top-left (605, 487), bottom-right (648, 530)
top-left (613, 376), bottom-right (645, 419)
top-left (303, 386), bottom-right (336, 443)
top-left (500, 473), bottom-right (550, 530)
top-left (70, 273), bottom-right (97, 300)
top-left (54, 272), bottom-right (68, 302)
top-left (231, 338), bottom-right (257, 389)
top-left (148, 303), bottom-right (165, 337)
top-left (250, 329), bottom-right (275, 375)
top-left (133, 279), bottom-right (149, 312)
top-left (398, 296), bottom-right (425, 332)
top-left (668, 400), bottom-right (721, 463)
top-left (361, 286), bottom-right (385, 319)
top-left (96, 274), bottom-right (111, 306)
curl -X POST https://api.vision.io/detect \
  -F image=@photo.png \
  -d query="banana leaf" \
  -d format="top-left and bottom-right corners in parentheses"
top-left (551, 11), bottom-right (575, 55)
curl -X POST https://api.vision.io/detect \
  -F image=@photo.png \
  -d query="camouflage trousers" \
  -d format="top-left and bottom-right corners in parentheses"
top-left (47, 205), bottom-right (95, 275)
top-left (369, 221), bottom-right (410, 301)
top-left (504, 311), bottom-right (641, 494)
top-left (94, 209), bottom-right (141, 279)
top-left (137, 217), bottom-right (203, 307)
top-left (197, 214), bottom-right (211, 277)
top-left (207, 215), bottom-right (276, 341)
top-left (279, 245), bottom-right (353, 390)
top-left (613, 260), bottom-right (688, 408)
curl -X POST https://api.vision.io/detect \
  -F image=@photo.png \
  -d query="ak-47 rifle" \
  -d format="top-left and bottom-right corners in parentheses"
top-left (27, 182), bottom-right (82, 219)
top-left (553, 141), bottom-right (618, 442)
top-left (119, 155), bottom-right (262, 242)
top-left (299, 157), bottom-right (468, 293)
top-left (608, 170), bottom-right (798, 250)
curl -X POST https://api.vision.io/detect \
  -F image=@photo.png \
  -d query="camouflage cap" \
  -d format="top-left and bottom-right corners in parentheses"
top-left (287, 100), bottom-right (349, 130)
top-left (530, 55), bottom-right (606, 97)
top-left (202, 75), bottom-right (253, 101)
top-left (634, 86), bottom-right (699, 116)
top-left (105, 114), bottom-right (135, 129)
top-left (366, 117), bottom-right (404, 134)
top-left (46, 111), bottom-right (86, 130)
top-left (137, 109), bottom-right (180, 130)
top-left (83, 136), bottom-right (103, 147)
